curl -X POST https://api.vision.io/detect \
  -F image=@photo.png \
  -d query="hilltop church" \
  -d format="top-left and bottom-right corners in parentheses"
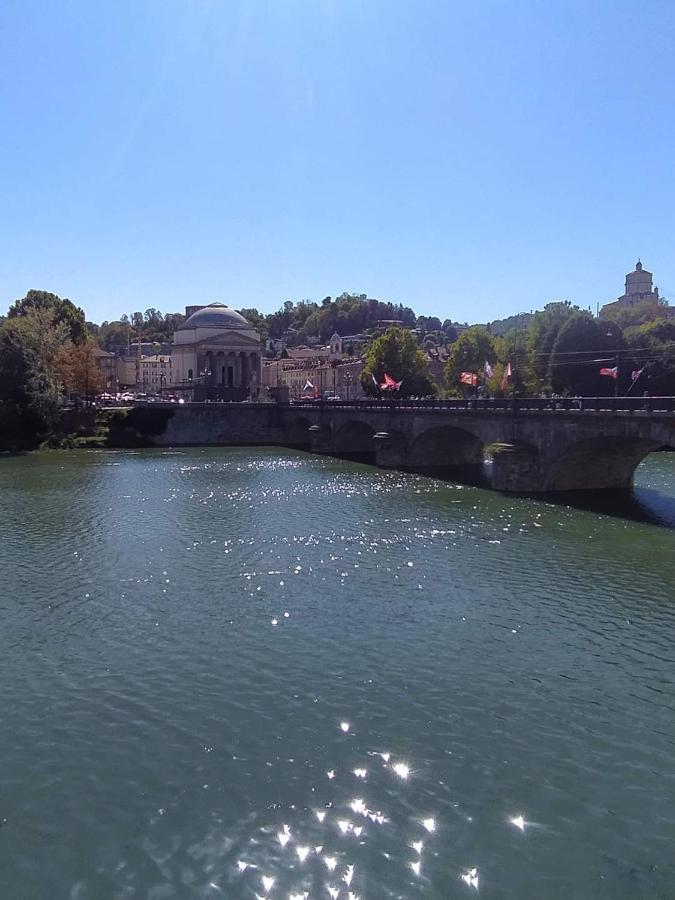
top-left (600, 260), bottom-right (673, 318)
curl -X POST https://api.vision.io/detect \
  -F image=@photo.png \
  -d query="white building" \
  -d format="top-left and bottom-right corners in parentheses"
top-left (138, 355), bottom-right (173, 392)
top-left (171, 303), bottom-right (262, 401)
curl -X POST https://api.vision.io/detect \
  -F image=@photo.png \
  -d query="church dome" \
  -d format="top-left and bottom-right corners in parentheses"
top-left (179, 302), bottom-right (252, 330)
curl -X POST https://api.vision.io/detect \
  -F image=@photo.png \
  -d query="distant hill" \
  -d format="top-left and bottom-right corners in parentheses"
top-left (486, 312), bottom-right (534, 336)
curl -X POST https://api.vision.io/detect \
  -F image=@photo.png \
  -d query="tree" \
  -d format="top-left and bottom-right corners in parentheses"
top-left (495, 328), bottom-right (539, 395)
top-left (8, 289), bottom-right (87, 345)
top-left (442, 320), bottom-right (459, 342)
top-left (55, 340), bottom-right (105, 398)
top-left (548, 313), bottom-right (622, 395)
top-left (0, 309), bottom-right (70, 448)
top-left (445, 327), bottom-right (498, 395)
top-left (526, 301), bottom-right (578, 384)
top-left (360, 326), bottom-right (434, 397)
top-left (238, 307), bottom-right (268, 337)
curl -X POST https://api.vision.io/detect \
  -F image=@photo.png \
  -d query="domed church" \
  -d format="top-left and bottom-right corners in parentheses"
top-left (172, 303), bottom-right (262, 401)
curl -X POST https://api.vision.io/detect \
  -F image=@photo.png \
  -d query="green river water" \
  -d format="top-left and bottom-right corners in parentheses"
top-left (1, 448), bottom-right (674, 899)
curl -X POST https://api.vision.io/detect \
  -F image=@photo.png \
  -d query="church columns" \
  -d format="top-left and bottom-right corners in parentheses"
top-left (240, 352), bottom-right (250, 393)
top-left (193, 344), bottom-right (261, 398)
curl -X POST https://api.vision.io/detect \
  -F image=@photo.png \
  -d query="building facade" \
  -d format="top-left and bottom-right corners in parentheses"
top-left (263, 357), bottom-right (365, 400)
top-left (91, 347), bottom-right (116, 389)
top-left (138, 355), bottom-right (173, 392)
top-left (172, 303), bottom-right (262, 401)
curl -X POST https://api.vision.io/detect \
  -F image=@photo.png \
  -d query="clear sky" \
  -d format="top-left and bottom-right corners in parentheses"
top-left (1, 0), bottom-right (674, 324)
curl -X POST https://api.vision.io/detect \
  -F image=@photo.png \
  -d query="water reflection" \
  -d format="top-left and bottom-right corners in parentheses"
top-left (0, 448), bottom-right (674, 899)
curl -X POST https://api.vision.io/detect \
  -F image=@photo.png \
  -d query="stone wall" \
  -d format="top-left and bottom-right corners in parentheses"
top-left (107, 403), bottom-right (286, 448)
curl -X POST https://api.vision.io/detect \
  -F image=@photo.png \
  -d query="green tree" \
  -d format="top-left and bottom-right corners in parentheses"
top-left (8, 289), bottom-right (87, 345)
top-left (496, 328), bottom-right (539, 395)
top-left (360, 326), bottom-right (434, 397)
top-left (549, 313), bottom-right (623, 395)
top-left (526, 301), bottom-right (578, 384)
top-left (445, 327), bottom-right (498, 395)
top-left (238, 308), bottom-right (269, 338)
top-left (0, 309), bottom-right (70, 448)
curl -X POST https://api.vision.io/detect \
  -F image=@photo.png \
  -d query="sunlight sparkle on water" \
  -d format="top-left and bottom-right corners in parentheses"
top-left (295, 845), bottom-right (310, 862)
top-left (340, 721), bottom-right (351, 732)
top-left (461, 868), bottom-right (479, 889)
top-left (323, 856), bottom-right (338, 871)
top-left (391, 761), bottom-right (410, 779)
top-left (422, 816), bottom-right (436, 833)
top-left (409, 860), bottom-right (421, 876)
top-left (510, 814), bottom-right (526, 831)
top-left (261, 875), bottom-right (275, 893)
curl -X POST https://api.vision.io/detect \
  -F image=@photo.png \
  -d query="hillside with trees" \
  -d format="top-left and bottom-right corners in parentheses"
top-left (444, 300), bottom-right (675, 397)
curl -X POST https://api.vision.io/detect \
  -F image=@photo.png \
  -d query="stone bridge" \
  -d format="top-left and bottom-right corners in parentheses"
top-left (123, 398), bottom-right (675, 493)
top-left (283, 398), bottom-right (675, 491)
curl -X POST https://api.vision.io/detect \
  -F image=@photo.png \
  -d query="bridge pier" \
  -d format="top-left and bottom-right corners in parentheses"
top-left (308, 424), bottom-right (333, 455)
top-left (373, 431), bottom-right (408, 469)
top-left (489, 442), bottom-right (542, 492)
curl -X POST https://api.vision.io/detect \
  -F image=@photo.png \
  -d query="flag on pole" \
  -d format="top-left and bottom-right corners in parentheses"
top-left (484, 361), bottom-right (494, 379)
top-left (460, 371), bottom-right (478, 387)
top-left (501, 361), bottom-right (512, 392)
top-left (380, 372), bottom-right (402, 390)
top-left (631, 367), bottom-right (644, 381)
top-left (600, 366), bottom-right (618, 379)
top-left (302, 380), bottom-right (314, 392)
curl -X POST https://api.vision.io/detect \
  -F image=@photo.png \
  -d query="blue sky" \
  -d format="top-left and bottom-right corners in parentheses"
top-left (1, 0), bottom-right (674, 324)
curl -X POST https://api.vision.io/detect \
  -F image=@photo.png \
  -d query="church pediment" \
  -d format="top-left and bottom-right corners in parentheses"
top-left (194, 331), bottom-right (261, 349)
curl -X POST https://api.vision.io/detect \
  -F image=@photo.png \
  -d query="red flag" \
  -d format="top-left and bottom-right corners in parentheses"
top-left (460, 371), bottom-right (478, 386)
top-left (501, 361), bottom-right (512, 392)
top-left (600, 366), bottom-right (618, 379)
top-left (381, 372), bottom-right (402, 390)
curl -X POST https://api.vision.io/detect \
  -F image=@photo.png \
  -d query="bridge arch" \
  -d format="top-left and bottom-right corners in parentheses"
top-left (333, 419), bottom-right (377, 463)
top-left (541, 437), bottom-right (664, 491)
top-left (408, 425), bottom-right (484, 471)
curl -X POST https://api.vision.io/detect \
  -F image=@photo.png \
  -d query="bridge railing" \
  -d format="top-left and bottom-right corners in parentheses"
top-left (288, 396), bottom-right (675, 414)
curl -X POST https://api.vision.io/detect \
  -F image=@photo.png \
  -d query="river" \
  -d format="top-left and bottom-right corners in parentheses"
top-left (1, 449), bottom-right (674, 899)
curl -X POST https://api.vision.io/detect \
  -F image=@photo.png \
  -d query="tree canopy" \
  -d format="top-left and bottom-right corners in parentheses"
top-left (0, 308), bottom-right (70, 448)
top-left (360, 327), bottom-right (434, 397)
top-left (8, 290), bottom-right (88, 345)
top-left (445, 327), bottom-right (498, 395)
